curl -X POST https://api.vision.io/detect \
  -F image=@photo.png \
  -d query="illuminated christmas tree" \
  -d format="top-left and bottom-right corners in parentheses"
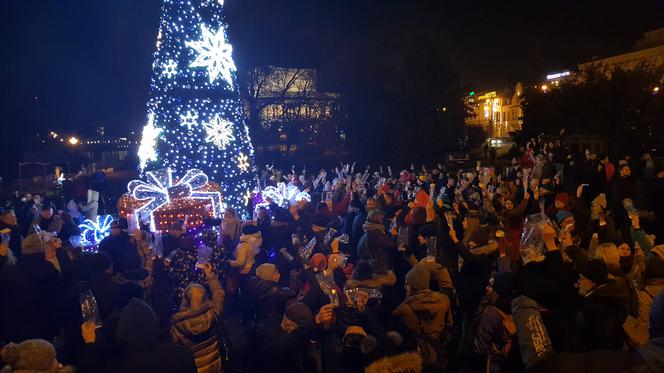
top-left (138, 0), bottom-right (254, 214)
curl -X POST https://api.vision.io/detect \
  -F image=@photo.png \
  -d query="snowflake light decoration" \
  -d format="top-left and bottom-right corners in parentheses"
top-left (161, 59), bottom-right (178, 78)
top-left (180, 110), bottom-right (199, 130)
top-left (138, 113), bottom-right (162, 170)
top-left (237, 152), bottom-right (249, 172)
top-left (259, 182), bottom-right (311, 209)
top-left (79, 215), bottom-right (114, 245)
top-left (203, 114), bottom-right (235, 149)
top-left (186, 24), bottom-right (236, 85)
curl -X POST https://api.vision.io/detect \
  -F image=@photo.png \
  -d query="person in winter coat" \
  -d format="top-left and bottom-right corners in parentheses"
top-left (1, 232), bottom-right (64, 343)
top-left (80, 298), bottom-right (197, 373)
top-left (221, 208), bottom-right (241, 249)
top-left (229, 224), bottom-right (262, 276)
top-left (98, 220), bottom-right (134, 275)
top-left (29, 205), bottom-right (63, 234)
top-left (393, 263), bottom-right (452, 341)
top-left (575, 259), bottom-right (628, 351)
top-left (511, 291), bottom-right (664, 372)
top-left (58, 212), bottom-right (81, 243)
top-left (0, 208), bottom-right (22, 261)
top-left (170, 263), bottom-right (225, 373)
top-left (256, 302), bottom-right (335, 373)
top-left (357, 210), bottom-right (398, 270)
top-left (1, 339), bottom-right (75, 373)
top-left (242, 263), bottom-right (300, 321)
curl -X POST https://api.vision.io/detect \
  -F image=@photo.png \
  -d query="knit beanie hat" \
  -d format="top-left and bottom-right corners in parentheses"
top-left (241, 224), bottom-right (259, 235)
top-left (256, 263), bottom-right (277, 281)
top-left (650, 289), bottom-right (664, 338)
top-left (556, 210), bottom-right (574, 225)
top-left (405, 264), bottom-right (430, 291)
top-left (490, 272), bottom-right (515, 298)
top-left (579, 259), bottom-right (608, 285)
top-left (285, 302), bottom-right (313, 327)
top-left (310, 253), bottom-right (328, 272)
top-left (1, 339), bottom-right (56, 371)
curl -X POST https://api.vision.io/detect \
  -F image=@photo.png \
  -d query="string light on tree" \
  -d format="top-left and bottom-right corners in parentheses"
top-left (162, 60), bottom-right (178, 78)
top-left (180, 110), bottom-right (199, 130)
top-left (138, 0), bottom-right (255, 216)
top-left (203, 114), bottom-right (235, 149)
top-left (186, 24), bottom-right (236, 85)
top-left (237, 152), bottom-right (249, 172)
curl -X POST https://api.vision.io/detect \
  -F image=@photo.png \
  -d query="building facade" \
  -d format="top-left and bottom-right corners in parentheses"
top-left (465, 83), bottom-right (523, 138)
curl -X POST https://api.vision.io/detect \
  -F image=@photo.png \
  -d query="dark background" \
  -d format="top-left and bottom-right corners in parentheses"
top-left (1, 0), bottom-right (663, 175)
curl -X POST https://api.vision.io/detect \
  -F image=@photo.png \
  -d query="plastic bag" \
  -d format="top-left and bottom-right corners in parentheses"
top-left (79, 290), bottom-right (102, 328)
top-left (519, 213), bottom-right (550, 264)
top-left (316, 272), bottom-right (340, 307)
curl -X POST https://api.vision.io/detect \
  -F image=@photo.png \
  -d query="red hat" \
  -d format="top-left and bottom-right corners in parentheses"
top-left (555, 192), bottom-right (569, 206)
top-left (310, 253), bottom-right (328, 272)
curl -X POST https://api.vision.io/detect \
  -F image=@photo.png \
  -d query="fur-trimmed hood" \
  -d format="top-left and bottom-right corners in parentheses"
top-left (365, 351), bottom-right (423, 373)
top-left (344, 271), bottom-right (396, 290)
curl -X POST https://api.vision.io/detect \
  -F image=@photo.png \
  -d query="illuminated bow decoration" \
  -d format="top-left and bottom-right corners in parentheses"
top-left (128, 168), bottom-right (223, 221)
top-left (79, 214), bottom-right (114, 245)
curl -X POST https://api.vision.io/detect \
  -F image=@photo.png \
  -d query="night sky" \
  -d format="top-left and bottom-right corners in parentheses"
top-left (0, 0), bottom-right (662, 175)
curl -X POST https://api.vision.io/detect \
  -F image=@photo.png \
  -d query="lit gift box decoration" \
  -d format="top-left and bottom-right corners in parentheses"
top-left (79, 214), bottom-right (114, 245)
top-left (119, 168), bottom-right (224, 232)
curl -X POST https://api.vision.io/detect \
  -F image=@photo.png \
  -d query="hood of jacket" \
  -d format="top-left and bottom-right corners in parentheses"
top-left (116, 298), bottom-right (159, 348)
top-left (170, 302), bottom-right (216, 337)
top-left (402, 289), bottom-right (449, 318)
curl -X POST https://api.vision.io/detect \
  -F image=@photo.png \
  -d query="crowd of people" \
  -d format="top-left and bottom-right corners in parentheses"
top-left (1, 134), bottom-right (664, 372)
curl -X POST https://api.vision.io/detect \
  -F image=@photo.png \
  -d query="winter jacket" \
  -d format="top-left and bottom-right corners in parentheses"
top-left (98, 232), bottom-right (133, 274)
top-left (364, 352), bottom-right (423, 373)
top-left (229, 232), bottom-right (262, 275)
top-left (576, 281), bottom-right (629, 351)
top-left (357, 223), bottom-right (397, 270)
top-left (221, 216), bottom-right (241, 243)
top-left (1, 253), bottom-right (65, 342)
top-left (511, 295), bottom-right (663, 372)
top-left (0, 221), bottom-right (22, 262)
top-left (80, 298), bottom-right (196, 373)
top-left (256, 315), bottom-right (318, 373)
top-left (394, 289), bottom-right (451, 340)
top-left (170, 275), bottom-right (225, 373)
top-left (242, 273), bottom-right (299, 320)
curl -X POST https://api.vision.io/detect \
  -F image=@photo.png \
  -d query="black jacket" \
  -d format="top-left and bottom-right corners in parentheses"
top-left (256, 314), bottom-right (318, 373)
top-left (1, 253), bottom-right (65, 342)
top-left (98, 232), bottom-right (133, 274)
top-left (242, 274), bottom-right (299, 321)
top-left (80, 298), bottom-right (196, 373)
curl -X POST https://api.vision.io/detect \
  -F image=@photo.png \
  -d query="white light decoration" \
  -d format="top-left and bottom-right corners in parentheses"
top-left (128, 168), bottom-right (223, 229)
top-left (203, 114), bottom-right (235, 149)
top-left (138, 0), bottom-right (255, 217)
top-left (162, 59), bottom-right (178, 78)
top-left (237, 152), bottom-right (249, 172)
top-left (79, 215), bottom-right (114, 245)
top-left (180, 110), bottom-right (199, 130)
top-left (138, 113), bottom-right (162, 170)
top-left (186, 24), bottom-right (236, 85)
top-left (260, 182), bottom-right (311, 208)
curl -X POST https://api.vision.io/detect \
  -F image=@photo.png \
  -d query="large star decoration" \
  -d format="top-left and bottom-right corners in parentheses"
top-left (203, 114), bottom-right (235, 149)
top-left (138, 113), bottom-right (162, 170)
top-left (186, 24), bottom-right (236, 85)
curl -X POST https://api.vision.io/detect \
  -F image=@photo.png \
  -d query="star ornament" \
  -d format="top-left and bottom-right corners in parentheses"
top-left (186, 24), bottom-right (237, 85)
top-left (180, 110), bottom-right (199, 130)
top-left (203, 114), bottom-right (235, 149)
top-left (162, 59), bottom-right (178, 78)
top-left (237, 153), bottom-right (250, 172)
top-left (138, 113), bottom-right (162, 170)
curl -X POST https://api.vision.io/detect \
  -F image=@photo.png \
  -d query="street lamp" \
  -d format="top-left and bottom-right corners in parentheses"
top-left (68, 136), bottom-right (80, 145)
top-left (654, 86), bottom-right (660, 94)
top-left (541, 85), bottom-right (548, 93)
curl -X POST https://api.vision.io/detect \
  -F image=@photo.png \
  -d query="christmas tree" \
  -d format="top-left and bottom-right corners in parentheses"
top-left (137, 0), bottom-right (254, 215)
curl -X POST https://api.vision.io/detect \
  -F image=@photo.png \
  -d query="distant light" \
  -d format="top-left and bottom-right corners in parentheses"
top-left (546, 71), bottom-right (570, 80)
top-left (442, 107), bottom-right (447, 112)
top-left (541, 85), bottom-right (548, 92)
top-left (654, 86), bottom-right (660, 93)
top-left (68, 137), bottom-right (80, 145)
top-left (469, 91), bottom-right (476, 96)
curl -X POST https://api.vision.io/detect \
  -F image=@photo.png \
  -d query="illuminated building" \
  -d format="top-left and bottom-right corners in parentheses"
top-left (465, 83), bottom-right (523, 138)
top-left (579, 28), bottom-right (664, 75)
